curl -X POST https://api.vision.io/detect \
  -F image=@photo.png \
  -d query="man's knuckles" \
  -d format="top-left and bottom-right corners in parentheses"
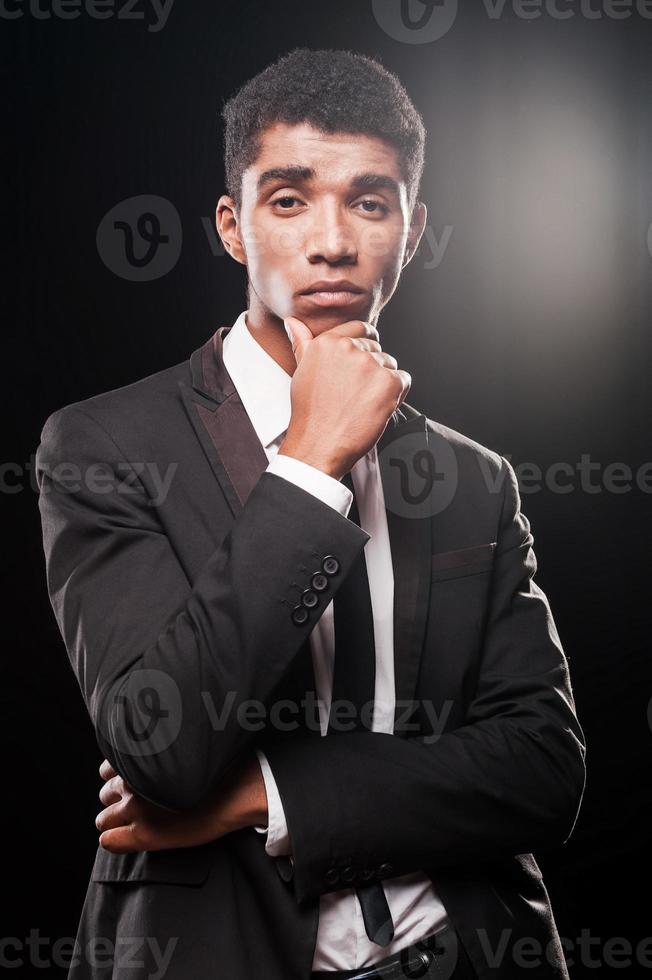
top-left (98, 773), bottom-right (133, 804)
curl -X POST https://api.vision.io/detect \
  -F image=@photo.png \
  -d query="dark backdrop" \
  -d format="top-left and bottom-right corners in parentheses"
top-left (4, 1), bottom-right (651, 977)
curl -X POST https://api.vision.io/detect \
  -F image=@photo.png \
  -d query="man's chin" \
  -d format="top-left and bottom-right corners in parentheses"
top-left (290, 306), bottom-right (373, 335)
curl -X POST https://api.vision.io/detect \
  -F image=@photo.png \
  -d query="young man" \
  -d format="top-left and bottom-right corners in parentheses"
top-left (36, 48), bottom-right (586, 980)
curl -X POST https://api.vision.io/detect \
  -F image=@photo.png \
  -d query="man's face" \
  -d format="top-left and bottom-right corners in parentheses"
top-left (218, 121), bottom-right (426, 335)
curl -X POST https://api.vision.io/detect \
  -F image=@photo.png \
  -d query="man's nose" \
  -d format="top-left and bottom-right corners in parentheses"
top-left (305, 216), bottom-right (357, 264)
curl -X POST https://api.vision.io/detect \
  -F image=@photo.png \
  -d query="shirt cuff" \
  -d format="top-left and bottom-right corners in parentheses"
top-left (252, 749), bottom-right (292, 857)
top-left (266, 453), bottom-right (353, 518)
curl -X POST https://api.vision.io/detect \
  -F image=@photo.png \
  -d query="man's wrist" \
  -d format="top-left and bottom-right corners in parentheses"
top-left (200, 754), bottom-right (268, 836)
top-left (236, 753), bottom-right (269, 828)
top-left (277, 439), bottom-right (345, 481)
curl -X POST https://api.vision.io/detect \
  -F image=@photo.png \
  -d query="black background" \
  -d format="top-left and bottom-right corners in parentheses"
top-left (4, 1), bottom-right (651, 976)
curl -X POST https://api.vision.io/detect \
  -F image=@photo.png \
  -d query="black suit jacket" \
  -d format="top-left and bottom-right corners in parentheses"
top-left (36, 325), bottom-right (586, 980)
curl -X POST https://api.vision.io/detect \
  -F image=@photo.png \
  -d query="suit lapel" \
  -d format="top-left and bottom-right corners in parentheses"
top-left (178, 326), bottom-right (269, 518)
top-left (179, 326), bottom-right (432, 739)
top-left (178, 325), bottom-right (319, 736)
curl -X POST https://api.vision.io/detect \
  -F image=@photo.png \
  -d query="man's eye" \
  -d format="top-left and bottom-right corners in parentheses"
top-left (270, 196), bottom-right (388, 214)
top-left (272, 196), bottom-right (301, 209)
top-left (357, 199), bottom-right (389, 215)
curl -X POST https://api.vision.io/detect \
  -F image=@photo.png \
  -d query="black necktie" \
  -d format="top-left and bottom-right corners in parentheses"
top-left (328, 470), bottom-right (395, 948)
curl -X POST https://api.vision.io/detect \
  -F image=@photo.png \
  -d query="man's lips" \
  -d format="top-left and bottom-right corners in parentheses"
top-left (300, 290), bottom-right (366, 308)
top-left (298, 280), bottom-right (367, 308)
top-left (299, 279), bottom-right (364, 295)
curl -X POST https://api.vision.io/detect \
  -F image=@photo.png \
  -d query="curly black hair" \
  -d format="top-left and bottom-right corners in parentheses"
top-left (220, 47), bottom-right (426, 216)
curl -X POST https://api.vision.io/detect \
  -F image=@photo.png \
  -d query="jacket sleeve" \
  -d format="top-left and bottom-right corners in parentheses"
top-left (262, 457), bottom-right (587, 904)
top-left (249, 452), bottom-right (352, 857)
top-left (35, 404), bottom-right (369, 812)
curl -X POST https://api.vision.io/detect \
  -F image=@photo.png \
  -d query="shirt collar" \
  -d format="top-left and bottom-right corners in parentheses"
top-left (221, 310), bottom-right (292, 450)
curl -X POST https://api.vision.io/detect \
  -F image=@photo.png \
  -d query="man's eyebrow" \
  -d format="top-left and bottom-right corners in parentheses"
top-left (256, 166), bottom-right (401, 197)
top-left (257, 166), bottom-right (315, 191)
top-left (350, 173), bottom-right (401, 196)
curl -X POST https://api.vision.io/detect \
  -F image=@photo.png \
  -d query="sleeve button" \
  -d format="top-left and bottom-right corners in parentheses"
top-left (341, 865), bottom-right (357, 883)
top-left (322, 555), bottom-right (340, 575)
top-left (311, 572), bottom-right (329, 592)
top-left (291, 605), bottom-right (310, 625)
top-left (376, 862), bottom-right (394, 878)
top-left (300, 588), bottom-right (319, 609)
top-left (325, 867), bottom-right (340, 885)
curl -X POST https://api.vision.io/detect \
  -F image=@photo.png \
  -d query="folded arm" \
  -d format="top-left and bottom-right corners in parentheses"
top-left (36, 405), bottom-right (364, 812)
top-left (260, 458), bottom-right (587, 903)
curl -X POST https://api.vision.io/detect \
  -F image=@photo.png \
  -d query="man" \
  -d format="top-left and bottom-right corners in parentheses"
top-left (36, 48), bottom-right (586, 980)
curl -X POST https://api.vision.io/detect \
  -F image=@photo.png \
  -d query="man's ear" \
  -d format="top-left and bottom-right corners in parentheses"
top-left (402, 200), bottom-right (428, 269)
top-left (216, 195), bottom-right (247, 266)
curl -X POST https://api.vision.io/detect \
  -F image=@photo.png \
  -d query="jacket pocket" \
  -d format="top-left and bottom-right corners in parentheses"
top-left (90, 843), bottom-right (213, 886)
top-left (430, 542), bottom-right (496, 582)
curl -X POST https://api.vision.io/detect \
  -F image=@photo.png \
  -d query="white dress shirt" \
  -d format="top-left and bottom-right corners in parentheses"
top-left (222, 310), bottom-right (450, 971)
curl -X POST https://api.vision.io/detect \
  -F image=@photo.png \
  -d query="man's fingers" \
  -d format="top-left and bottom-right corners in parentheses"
top-left (395, 368), bottom-right (412, 406)
top-left (99, 759), bottom-right (117, 781)
top-left (328, 319), bottom-right (379, 344)
top-left (350, 338), bottom-right (382, 354)
top-left (368, 351), bottom-right (398, 370)
top-left (283, 316), bottom-right (314, 364)
top-left (95, 800), bottom-right (127, 834)
top-left (99, 775), bottom-right (124, 806)
top-left (99, 827), bottom-right (140, 854)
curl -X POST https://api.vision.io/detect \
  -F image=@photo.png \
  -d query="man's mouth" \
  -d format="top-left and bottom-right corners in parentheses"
top-left (299, 279), bottom-right (366, 308)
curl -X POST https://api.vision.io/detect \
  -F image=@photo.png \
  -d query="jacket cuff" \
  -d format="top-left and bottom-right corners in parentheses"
top-left (266, 453), bottom-right (353, 518)
top-left (252, 748), bottom-right (292, 857)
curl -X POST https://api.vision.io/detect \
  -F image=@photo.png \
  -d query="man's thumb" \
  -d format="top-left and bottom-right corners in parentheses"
top-left (283, 316), bottom-right (312, 361)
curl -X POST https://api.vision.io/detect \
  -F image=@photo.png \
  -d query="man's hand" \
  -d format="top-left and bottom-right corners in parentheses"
top-left (95, 753), bottom-right (268, 853)
top-left (279, 316), bottom-right (411, 481)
